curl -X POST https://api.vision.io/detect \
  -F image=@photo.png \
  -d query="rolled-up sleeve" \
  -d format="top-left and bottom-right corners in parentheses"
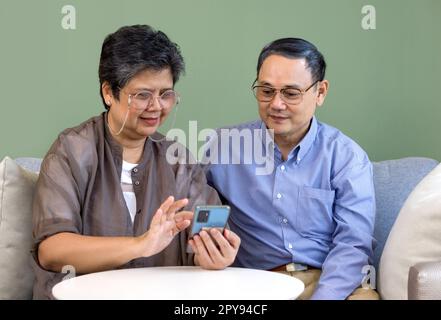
top-left (32, 151), bottom-right (83, 247)
top-left (311, 161), bottom-right (376, 300)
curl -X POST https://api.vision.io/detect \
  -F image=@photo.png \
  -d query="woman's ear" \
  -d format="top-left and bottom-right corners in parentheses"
top-left (101, 82), bottom-right (113, 107)
top-left (316, 80), bottom-right (329, 107)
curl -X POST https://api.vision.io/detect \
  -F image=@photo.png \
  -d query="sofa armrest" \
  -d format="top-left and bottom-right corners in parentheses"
top-left (408, 261), bottom-right (441, 299)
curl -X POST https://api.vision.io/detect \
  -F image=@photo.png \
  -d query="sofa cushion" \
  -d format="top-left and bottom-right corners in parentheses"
top-left (14, 157), bottom-right (42, 173)
top-left (0, 157), bottom-right (38, 299)
top-left (379, 162), bottom-right (441, 299)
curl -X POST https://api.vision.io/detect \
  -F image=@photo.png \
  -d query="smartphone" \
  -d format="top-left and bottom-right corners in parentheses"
top-left (189, 205), bottom-right (230, 239)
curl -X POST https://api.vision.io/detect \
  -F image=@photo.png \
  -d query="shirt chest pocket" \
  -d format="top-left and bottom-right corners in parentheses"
top-left (296, 186), bottom-right (336, 239)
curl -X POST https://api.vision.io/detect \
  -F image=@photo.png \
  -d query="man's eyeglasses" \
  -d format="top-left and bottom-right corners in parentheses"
top-left (252, 79), bottom-right (319, 105)
top-left (124, 89), bottom-right (180, 112)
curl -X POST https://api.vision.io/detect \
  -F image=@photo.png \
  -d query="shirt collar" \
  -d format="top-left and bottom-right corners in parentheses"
top-left (102, 112), bottom-right (165, 170)
top-left (296, 116), bottom-right (318, 163)
top-left (103, 112), bottom-right (124, 158)
top-left (259, 120), bottom-right (276, 162)
top-left (259, 116), bottom-right (318, 164)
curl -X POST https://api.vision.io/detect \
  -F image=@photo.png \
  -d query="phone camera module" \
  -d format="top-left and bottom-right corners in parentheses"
top-left (197, 210), bottom-right (210, 223)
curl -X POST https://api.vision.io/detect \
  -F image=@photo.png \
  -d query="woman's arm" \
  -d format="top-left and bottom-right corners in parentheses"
top-left (38, 196), bottom-right (193, 274)
top-left (38, 232), bottom-right (140, 274)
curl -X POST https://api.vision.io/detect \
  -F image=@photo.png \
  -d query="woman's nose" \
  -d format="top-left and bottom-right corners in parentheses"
top-left (148, 96), bottom-right (163, 111)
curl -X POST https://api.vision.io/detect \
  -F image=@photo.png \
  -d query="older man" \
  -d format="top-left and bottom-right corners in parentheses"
top-left (205, 38), bottom-right (378, 300)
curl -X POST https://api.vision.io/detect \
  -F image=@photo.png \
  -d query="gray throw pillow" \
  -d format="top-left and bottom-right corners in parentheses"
top-left (0, 157), bottom-right (38, 299)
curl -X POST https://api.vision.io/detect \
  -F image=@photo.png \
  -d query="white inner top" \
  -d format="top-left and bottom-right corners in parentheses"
top-left (121, 160), bottom-right (138, 223)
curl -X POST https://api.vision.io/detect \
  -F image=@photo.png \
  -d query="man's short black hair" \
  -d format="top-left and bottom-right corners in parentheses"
top-left (257, 38), bottom-right (326, 83)
top-left (98, 25), bottom-right (185, 109)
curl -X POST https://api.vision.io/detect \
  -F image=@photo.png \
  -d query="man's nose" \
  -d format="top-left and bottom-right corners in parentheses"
top-left (269, 91), bottom-right (286, 110)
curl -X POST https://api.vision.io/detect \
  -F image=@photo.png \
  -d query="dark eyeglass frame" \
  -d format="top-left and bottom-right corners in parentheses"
top-left (251, 79), bottom-right (319, 105)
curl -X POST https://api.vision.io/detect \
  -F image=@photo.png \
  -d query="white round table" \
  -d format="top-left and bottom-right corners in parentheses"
top-left (52, 266), bottom-right (304, 300)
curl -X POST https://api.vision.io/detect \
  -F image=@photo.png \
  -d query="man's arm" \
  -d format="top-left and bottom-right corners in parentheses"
top-left (311, 161), bottom-right (376, 300)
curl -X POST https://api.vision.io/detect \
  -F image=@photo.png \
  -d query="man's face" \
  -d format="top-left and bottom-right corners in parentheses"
top-left (257, 55), bottom-right (327, 142)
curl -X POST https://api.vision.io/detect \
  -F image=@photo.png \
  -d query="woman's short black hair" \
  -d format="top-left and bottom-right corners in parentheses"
top-left (99, 25), bottom-right (185, 109)
top-left (256, 38), bottom-right (326, 83)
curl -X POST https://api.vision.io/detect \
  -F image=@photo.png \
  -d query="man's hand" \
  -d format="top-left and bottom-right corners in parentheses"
top-left (188, 228), bottom-right (241, 270)
top-left (137, 196), bottom-right (193, 257)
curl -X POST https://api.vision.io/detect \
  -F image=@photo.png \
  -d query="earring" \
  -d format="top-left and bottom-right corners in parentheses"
top-left (106, 100), bottom-right (111, 106)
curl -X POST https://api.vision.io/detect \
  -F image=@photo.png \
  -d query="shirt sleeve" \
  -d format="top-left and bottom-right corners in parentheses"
top-left (32, 147), bottom-right (83, 247)
top-left (187, 163), bottom-right (222, 209)
top-left (174, 151), bottom-right (222, 265)
top-left (310, 160), bottom-right (376, 300)
top-left (174, 145), bottom-right (222, 210)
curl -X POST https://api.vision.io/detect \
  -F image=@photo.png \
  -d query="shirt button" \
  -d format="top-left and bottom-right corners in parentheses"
top-left (288, 243), bottom-right (293, 249)
top-left (276, 193), bottom-right (282, 199)
top-left (133, 168), bottom-right (138, 173)
top-left (134, 181), bottom-right (140, 186)
top-left (283, 218), bottom-right (288, 224)
top-left (280, 165), bottom-right (286, 171)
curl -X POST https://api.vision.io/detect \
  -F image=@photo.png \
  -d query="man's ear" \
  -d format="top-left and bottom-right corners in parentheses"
top-left (101, 82), bottom-right (113, 107)
top-left (316, 80), bottom-right (329, 107)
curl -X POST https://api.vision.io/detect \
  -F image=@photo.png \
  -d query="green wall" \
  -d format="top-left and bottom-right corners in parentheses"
top-left (1, 0), bottom-right (440, 161)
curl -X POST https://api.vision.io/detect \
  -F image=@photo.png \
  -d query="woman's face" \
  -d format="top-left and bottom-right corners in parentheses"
top-left (107, 68), bottom-right (175, 140)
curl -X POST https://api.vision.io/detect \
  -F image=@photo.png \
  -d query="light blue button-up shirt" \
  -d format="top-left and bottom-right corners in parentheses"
top-left (205, 117), bottom-right (376, 300)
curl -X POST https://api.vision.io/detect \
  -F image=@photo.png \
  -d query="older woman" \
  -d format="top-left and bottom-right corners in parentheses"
top-left (32, 25), bottom-right (240, 299)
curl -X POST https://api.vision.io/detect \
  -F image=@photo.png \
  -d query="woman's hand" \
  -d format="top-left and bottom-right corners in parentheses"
top-left (137, 196), bottom-right (193, 257)
top-left (188, 228), bottom-right (241, 270)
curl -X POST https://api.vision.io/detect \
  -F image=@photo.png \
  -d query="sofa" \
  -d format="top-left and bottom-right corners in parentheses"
top-left (0, 156), bottom-right (440, 299)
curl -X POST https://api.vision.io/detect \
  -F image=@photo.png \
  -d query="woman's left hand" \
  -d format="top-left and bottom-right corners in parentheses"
top-left (188, 228), bottom-right (241, 270)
